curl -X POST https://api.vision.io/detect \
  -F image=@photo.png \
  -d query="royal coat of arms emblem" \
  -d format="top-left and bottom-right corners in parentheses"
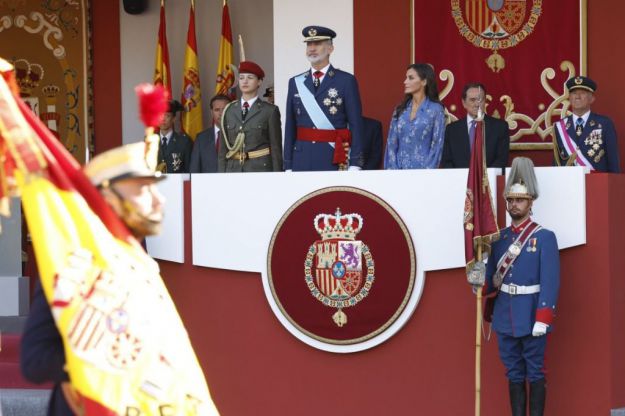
top-left (305, 208), bottom-right (375, 327)
top-left (451, 0), bottom-right (543, 72)
top-left (266, 186), bottom-right (417, 352)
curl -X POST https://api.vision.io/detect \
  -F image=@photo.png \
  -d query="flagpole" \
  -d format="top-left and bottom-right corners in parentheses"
top-left (475, 241), bottom-right (483, 416)
top-left (238, 35), bottom-right (246, 62)
top-left (474, 90), bottom-right (485, 416)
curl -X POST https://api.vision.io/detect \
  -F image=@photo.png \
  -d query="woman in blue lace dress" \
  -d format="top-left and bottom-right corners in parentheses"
top-left (384, 63), bottom-right (446, 169)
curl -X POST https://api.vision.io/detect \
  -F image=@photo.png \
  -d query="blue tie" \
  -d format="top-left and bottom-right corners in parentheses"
top-left (469, 120), bottom-right (476, 151)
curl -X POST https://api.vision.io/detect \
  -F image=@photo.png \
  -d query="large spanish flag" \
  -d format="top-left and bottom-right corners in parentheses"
top-left (153, 0), bottom-right (172, 97)
top-left (181, 0), bottom-right (203, 140)
top-left (214, 0), bottom-right (234, 98)
top-left (0, 59), bottom-right (219, 415)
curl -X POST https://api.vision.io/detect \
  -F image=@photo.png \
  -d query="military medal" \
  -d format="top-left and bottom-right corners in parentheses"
top-left (526, 238), bottom-right (537, 253)
top-left (508, 241), bottom-right (522, 257)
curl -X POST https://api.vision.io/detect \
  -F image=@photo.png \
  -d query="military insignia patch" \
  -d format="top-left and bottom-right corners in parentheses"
top-left (266, 186), bottom-right (417, 352)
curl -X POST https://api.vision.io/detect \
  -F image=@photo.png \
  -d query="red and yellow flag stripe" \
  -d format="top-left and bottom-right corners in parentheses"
top-left (0, 59), bottom-right (218, 415)
top-left (181, 0), bottom-right (203, 140)
top-left (215, 0), bottom-right (235, 98)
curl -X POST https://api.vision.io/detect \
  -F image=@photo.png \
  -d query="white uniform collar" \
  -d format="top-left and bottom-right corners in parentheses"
top-left (310, 63), bottom-right (331, 83)
top-left (241, 96), bottom-right (259, 109)
top-left (573, 111), bottom-right (590, 126)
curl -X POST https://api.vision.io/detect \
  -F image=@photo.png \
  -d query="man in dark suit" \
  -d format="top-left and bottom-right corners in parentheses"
top-left (190, 94), bottom-right (230, 173)
top-left (441, 82), bottom-right (510, 168)
top-left (284, 25), bottom-right (365, 171)
top-left (157, 100), bottom-right (192, 173)
top-left (553, 76), bottom-right (620, 172)
top-left (362, 116), bottom-right (383, 170)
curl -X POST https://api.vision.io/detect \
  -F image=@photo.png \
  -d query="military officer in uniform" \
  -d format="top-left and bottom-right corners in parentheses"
top-left (158, 99), bottom-right (193, 173)
top-left (553, 76), bottom-right (620, 172)
top-left (482, 157), bottom-right (560, 416)
top-left (284, 25), bottom-right (365, 171)
top-left (21, 140), bottom-right (166, 416)
top-left (218, 61), bottom-right (282, 172)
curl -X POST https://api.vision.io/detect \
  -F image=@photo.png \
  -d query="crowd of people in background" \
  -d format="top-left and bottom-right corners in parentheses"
top-left (158, 25), bottom-right (619, 175)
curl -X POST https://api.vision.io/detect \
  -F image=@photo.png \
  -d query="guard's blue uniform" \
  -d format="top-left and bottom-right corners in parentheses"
top-left (554, 113), bottom-right (620, 173)
top-left (283, 66), bottom-right (365, 171)
top-left (485, 219), bottom-right (560, 383)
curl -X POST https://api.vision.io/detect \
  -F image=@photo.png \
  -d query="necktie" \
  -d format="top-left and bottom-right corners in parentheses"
top-left (215, 130), bottom-right (220, 152)
top-left (242, 101), bottom-right (250, 120)
top-left (313, 70), bottom-right (323, 88)
top-left (469, 120), bottom-right (476, 151)
top-left (160, 135), bottom-right (167, 149)
top-left (575, 117), bottom-right (584, 137)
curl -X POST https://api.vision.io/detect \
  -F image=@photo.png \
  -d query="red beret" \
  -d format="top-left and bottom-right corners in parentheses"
top-left (238, 61), bottom-right (265, 80)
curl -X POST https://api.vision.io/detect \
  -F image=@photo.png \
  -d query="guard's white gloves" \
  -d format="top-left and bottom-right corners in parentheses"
top-left (532, 321), bottom-right (548, 337)
top-left (348, 165), bottom-right (361, 171)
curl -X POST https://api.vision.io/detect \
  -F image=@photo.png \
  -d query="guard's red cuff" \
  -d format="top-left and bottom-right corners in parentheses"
top-left (535, 308), bottom-right (554, 325)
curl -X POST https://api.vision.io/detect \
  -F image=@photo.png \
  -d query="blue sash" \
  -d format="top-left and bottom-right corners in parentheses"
top-left (294, 74), bottom-right (334, 130)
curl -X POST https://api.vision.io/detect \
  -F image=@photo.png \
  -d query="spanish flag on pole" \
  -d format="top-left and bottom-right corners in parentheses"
top-left (153, 0), bottom-right (172, 97)
top-left (215, 0), bottom-right (234, 98)
top-left (181, 0), bottom-right (203, 140)
top-left (0, 59), bottom-right (219, 415)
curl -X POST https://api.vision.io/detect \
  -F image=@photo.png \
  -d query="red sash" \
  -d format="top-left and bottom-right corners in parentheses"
top-left (493, 221), bottom-right (542, 286)
top-left (297, 127), bottom-right (352, 165)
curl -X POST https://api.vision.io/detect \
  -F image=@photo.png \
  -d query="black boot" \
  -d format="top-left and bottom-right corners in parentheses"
top-left (509, 381), bottom-right (526, 416)
top-left (529, 378), bottom-right (546, 416)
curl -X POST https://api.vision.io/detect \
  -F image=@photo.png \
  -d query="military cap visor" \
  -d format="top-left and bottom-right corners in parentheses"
top-left (566, 76), bottom-right (597, 93)
top-left (505, 183), bottom-right (534, 200)
top-left (302, 25), bottom-right (336, 42)
top-left (84, 141), bottom-right (164, 188)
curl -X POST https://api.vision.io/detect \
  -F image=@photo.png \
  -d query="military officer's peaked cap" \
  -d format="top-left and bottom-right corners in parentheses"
top-left (566, 76), bottom-right (597, 93)
top-left (504, 157), bottom-right (539, 200)
top-left (84, 137), bottom-right (163, 188)
top-left (302, 25), bottom-right (336, 42)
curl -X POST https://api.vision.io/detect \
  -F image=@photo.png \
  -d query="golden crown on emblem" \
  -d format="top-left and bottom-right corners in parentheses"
top-left (313, 208), bottom-right (363, 241)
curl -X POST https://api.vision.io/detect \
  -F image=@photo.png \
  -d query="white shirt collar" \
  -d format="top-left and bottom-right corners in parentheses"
top-left (310, 63), bottom-right (331, 82)
top-left (241, 96), bottom-right (259, 109)
top-left (573, 111), bottom-right (590, 125)
top-left (160, 129), bottom-right (173, 142)
top-left (213, 124), bottom-right (220, 137)
top-left (466, 115), bottom-right (478, 132)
